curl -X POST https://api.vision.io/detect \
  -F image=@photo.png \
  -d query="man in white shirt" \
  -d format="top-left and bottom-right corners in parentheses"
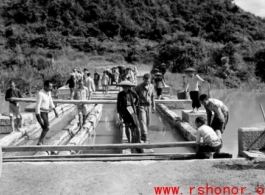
top-left (195, 116), bottom-right (222, 159)
top-left (84, 72), bottom-right (95, 99)
top-left (35, 80), bottom-right (59, 145)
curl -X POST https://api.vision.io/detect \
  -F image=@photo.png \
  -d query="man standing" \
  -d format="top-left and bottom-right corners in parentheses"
top-left (35, 80), bottom-right (59, 145)
top-left (135, 73), bottom-right (155, 142)
top-left (72, 80), bottom-right (89, 129)
top-left (5, 80), bottom-right (23, 133)
top-left (199, 94), bottom-right (229, 139)
top-left (94, 70), bottom-right (100, 91)
top-left (84, 72), bottom-right (95, 99)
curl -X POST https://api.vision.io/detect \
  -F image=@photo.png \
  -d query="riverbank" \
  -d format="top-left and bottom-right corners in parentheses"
top-left (1, 159), bottom-right (264, 195)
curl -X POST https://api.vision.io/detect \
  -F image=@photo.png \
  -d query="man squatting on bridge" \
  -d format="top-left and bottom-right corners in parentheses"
top-left (117, 80), bottom-right (141, 151)
top-left (135, 73), bottom-right (155, 142)
top-left (199, 94), bottom-right (229, 141)
top-left (35, 80), bottom-right (59, 145)
top-left (72, 80), bottom-right (90, 129)
top-left (5, 80), bottom-right (23, 133)
top-left (195, 116), bottom-right (222, 159)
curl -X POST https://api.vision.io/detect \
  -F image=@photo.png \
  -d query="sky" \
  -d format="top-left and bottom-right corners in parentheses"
top-left (234, 0), bottom-right (265, 18)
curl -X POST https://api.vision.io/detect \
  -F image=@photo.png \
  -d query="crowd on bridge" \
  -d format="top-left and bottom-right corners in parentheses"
top-left (3, 62), bottom-right (230, 158)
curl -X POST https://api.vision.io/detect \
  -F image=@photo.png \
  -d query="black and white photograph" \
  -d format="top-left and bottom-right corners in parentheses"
top-left (0, 0), bottom-right (265, 194)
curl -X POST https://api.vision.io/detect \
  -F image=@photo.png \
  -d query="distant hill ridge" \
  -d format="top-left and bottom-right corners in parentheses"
top-left (0, 0), bottom-right (265, 91)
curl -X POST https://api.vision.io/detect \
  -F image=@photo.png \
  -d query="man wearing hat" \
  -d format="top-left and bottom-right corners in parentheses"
top-left (117, 80), bottom-right (141, 150)
top-left (184, 67), bottom-right (207, 113)
top-left (135, 73), bottom-right (155, 142)
top-left (160, 63), bottom-right (166, 76)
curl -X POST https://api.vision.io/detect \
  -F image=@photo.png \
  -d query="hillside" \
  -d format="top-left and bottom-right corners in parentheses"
top-left (0, 0), bottom-right (265, 93)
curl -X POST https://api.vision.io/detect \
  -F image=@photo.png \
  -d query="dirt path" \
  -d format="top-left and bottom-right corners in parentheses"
top-left (0, 159), bottom-right (264, 195)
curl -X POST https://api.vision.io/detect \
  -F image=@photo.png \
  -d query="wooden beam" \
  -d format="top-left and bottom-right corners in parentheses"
top-left (10, 98), bottom-right (191, 104)
top-left (3, 153), bottom-right (196, 160)
top-left (3, 154), bottom-right (196, 162)
top-left (2, 142), bottom-right (197, 152)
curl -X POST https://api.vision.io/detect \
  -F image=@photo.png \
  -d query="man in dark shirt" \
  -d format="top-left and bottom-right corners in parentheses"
top-left (94, 70), bottom-right (100, 91)
top-left (5, 80), bottom-right (23, 133)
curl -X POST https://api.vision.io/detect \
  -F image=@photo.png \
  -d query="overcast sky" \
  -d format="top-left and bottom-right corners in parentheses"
top-left (234, 0), bottom-right (265, 17)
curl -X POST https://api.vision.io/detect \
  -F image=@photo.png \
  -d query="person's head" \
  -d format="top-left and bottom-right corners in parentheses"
top-left (195, 116), bottom-right (206, 129)
top-left (9, 80), bottom-right (15, 89)
top-left (143, 73), bottom-right (151, 85)
top-left (199, 94), bottom-right (209, 106)
top-left (73, 68), bottom-right (77, 73)
top-left (122, 85), bottom-right (131, 92)
top-left (84, 68), bottom-right (88, 72)
top-left (95, 70), bottom-right (98, 73)
top-left (184, 68), bottom-right (196, 77)
top-left (87, 72), bottom-right (91, 77)
top-left (78, 80), bottom-right (84, 88)
top-left (186, 70), bottom-right (195, 77)
top-left (44, 80), bottom-right (53, 92)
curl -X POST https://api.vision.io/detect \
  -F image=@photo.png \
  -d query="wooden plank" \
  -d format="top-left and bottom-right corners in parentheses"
top-left (3, 155), bottom-right (197, 162)
top-left (2, 142), bottom-right (197, 152)
top-left (11, 98), bottom-right (191, 104)
top-left (3, 153), bottom-right (197, 160)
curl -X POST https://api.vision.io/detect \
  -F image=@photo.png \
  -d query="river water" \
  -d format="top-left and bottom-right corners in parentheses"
top-left (212, 89), bottom-right (265, 157)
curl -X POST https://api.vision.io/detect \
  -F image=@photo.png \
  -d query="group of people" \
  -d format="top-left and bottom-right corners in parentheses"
top-left (66, 66), bottom-right (139, 95)
top-left (3, 64), bottom-right (230, 158)
top-left (117, 73), bottom-right (155, 152)
top-left (184, 67), bottom-right (230, 159)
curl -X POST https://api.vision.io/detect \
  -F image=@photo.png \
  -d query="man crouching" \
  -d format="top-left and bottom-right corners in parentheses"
top-left (195, 116), bottom-right (222, 159)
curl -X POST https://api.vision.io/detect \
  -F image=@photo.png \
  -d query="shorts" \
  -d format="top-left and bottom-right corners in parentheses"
top-left (211, 113), bottom-right (229, 133)
top-left (77, 104), bottom-right (89, 115)
top-left (156, 88), bottom-right (162, 96)
top-left (189, 91), bottom-right (201, 109)
top-left (196, 141), bottom-right (222, 159)
top-left (9, 103), bottom-right (21, 117)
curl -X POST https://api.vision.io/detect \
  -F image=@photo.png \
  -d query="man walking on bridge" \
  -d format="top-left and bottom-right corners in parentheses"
top-left (35, 80), bottom-right (59, 145)
top-left (135, 73), bottom-right (155, 142)
top-left (5, 80), bottom-right (23, 133)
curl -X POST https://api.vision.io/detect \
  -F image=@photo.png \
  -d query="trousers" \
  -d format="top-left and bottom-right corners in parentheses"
top-left (138, 106), bottom-right (150, 141)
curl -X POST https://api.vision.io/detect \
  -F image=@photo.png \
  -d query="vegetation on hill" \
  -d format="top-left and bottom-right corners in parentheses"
top-left (0, 0), bottom-right (265, 93)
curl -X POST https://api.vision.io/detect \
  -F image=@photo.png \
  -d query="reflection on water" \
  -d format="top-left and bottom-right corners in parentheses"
top-left (82, 104), bottom-right (120, 154)
top-left (149, 112), bottom-right (195, 153)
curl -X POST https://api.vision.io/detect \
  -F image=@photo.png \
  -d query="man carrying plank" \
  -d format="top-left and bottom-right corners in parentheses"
top-left (35, 80), bottom-right (59, 145)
